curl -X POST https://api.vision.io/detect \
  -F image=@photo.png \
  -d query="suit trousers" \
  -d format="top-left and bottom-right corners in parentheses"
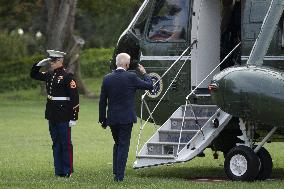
top-left (110, 123), bottom-right (133, 181)
top-left (48, 121), bottom-right (73, 176)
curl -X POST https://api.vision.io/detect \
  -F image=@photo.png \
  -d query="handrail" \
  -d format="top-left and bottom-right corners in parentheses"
top-left (135, 40), bottom-right (197, 157)
top-left (176, 42), bottom-right (241, 156)
top-left (186, 42), bottom-right (241, 100)
top-left (141, 40), bottom-right (198, 100)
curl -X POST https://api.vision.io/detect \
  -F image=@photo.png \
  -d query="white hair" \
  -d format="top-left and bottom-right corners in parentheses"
top-left (116, 53), bottom-right (130, 67)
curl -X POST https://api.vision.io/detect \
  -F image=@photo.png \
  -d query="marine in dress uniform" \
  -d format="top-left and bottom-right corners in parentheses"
top-left (99, 53), bottom-right (153, 181)
top-left (30, 50), bottom-right (79, 178)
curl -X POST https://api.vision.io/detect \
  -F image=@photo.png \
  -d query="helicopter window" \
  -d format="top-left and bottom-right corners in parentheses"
top-left (147, 0), bottom-right (189, 42)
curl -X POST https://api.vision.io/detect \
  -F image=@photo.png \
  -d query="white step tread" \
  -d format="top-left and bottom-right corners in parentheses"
top-left (136, 154), bottom-right (175, 159)
top-left (147, 142), bottom-right (187, 145)
top-left (159, 129), bottom-right (198, 133)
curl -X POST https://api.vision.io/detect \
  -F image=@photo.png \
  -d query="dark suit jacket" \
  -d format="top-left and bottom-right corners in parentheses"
top-left (99, 69), bottom-right (153, 126)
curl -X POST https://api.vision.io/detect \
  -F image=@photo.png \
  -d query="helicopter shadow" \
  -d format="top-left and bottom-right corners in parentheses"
top-left (135, 166), bottom-right (284, 181)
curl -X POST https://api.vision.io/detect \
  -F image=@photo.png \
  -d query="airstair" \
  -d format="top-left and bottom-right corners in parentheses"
top-left (134, 103), bottom-right (232, 168)
top-left (133, 41), bottom-right (240, 169)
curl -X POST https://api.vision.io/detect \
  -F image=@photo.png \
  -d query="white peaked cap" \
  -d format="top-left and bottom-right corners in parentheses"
top-left (47, 50), bottom-right (66, 58)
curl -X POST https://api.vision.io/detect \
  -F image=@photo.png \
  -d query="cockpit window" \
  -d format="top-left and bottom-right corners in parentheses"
top-left (147, 0), bottom-right (189, 42)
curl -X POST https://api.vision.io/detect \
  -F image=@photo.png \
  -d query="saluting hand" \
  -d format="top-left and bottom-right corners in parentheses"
top-left (36, 58), bottom-right (51, 67)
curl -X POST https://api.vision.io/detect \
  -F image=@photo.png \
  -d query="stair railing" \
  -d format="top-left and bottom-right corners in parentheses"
top-left (176, 42), bottom-right (241, 156)
top-left (135, 40), bottom-right (198, 157)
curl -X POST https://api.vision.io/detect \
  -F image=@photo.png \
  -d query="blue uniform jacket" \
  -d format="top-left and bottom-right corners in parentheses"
top-left (99, 69), bottom-right (153, 126)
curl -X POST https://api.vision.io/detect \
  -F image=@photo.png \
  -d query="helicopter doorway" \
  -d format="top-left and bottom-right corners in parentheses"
top-left (191, 0), bottom-right (221, 90)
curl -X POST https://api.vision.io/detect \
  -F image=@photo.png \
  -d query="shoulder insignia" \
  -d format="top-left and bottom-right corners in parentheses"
top-left (70, 80), bottom-right (77, 89)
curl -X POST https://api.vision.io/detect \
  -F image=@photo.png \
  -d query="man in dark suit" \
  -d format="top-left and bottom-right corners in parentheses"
top-left (99, 53), bottom-right (153, 182)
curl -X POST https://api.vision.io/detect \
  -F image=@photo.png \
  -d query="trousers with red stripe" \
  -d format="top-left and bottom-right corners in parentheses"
top-left (48, 121), bottom-right (73, 176)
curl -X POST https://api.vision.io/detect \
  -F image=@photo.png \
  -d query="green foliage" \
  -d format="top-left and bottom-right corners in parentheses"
top-left (76, 0), bottom-right (144, 47)
top-left (0, 31), bottom-right (46, 62)
top-left (0, 0), bottom-right (44, 32)
top-left (0, 0), bottom-right (144, 48)
top-left (0, 48), bottom-right (112, 93)
top-left (0, 31), bottom-right (28, 61)
top-left (0, 54), bottom-right (43, 93)
top-left (80, 48), bottom-right (113, 77)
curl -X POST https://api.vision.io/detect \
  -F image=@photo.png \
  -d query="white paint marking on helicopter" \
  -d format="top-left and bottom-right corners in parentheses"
top-left (140, 56), bottom-right (191, 61)
top-left (241, 56), bottom-right (284, 61)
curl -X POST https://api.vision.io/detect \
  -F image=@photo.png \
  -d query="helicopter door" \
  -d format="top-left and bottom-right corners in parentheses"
top-left (140, 0), bottom-right (191, 102)
top-left (191, 0), bottom-right (221, 90)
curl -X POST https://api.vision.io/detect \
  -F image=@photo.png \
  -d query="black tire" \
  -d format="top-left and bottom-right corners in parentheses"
top-left (256, 147), bottom-right (273, 180)
top-left (224, 146), bottom-right (260, 181)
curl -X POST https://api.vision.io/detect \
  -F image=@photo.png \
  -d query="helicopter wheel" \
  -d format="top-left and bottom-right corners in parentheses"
top-left (255, 147), bottom-right (273, 180)
top-left (224, 145), bottom-right (260, 181)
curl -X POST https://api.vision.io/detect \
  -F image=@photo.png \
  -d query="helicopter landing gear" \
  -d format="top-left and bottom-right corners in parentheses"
top-left (224, 145), bottom-right (260, 181)
top-left (224, 119), bottom-right (276, 181)
top-left (256, 147), bottom-right (273, 180)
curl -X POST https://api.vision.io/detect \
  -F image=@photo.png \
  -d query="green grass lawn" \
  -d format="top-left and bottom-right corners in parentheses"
top-left (0, 85), bottom-right (284, 188)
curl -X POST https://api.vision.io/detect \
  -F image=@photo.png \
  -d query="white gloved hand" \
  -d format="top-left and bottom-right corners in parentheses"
top-left (36, 58), bottom-right (51, 66)
top-left (69, 120), bottom-right (76, 127)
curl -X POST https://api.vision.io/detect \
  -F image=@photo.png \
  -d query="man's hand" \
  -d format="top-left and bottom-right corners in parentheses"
top-left (36, 58), bottom-right (51, 67)
top-left (137, 64), bottom-right (146, 75)
top-left (99, 118), bottom-right (107, 129)
top-left (69, 120), bottom-right (76, 127)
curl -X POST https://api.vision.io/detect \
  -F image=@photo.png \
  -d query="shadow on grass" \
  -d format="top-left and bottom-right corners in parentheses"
top-left (134, 166), bottom-right (284, 181)
top-left (135, 166), bottom-right (226, 180)
top-left (272, 168), bottom-right (284, 179)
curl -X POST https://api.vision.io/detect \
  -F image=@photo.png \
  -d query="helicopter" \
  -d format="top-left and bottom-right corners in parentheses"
top-left (110, 0), bottom-right (284, 181)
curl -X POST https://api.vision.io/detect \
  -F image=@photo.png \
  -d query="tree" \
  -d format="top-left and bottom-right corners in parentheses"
top-left (76, 0), bottom-right (143, 47)
top-left (45, 0), bottom-right (94, 97)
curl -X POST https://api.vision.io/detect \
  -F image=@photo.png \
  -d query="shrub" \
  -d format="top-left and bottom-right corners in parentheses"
top-left (0, 31), bottom-right (45, 63)
top-left (0, 48), bottom-right (114, 93)
top-left (80, 48), bottom-right (113, 77)
top-left (0, 31), bottom-right (28, 62)
top-left (0, 54), bottom-right (44, 93)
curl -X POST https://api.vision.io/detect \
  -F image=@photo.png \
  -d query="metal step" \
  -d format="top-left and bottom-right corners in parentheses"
top-left (170, 117), bottom-right (209, 130)
top-left (133, 105), bottom-right (232, 169)
top-left (159, 130), bottom-right (197, 143)
top-left (195, 94), bottom-right (211, 97)
top-left (136, 154), bottom-right (175, 159)
top-left (147, 142), bottom-right (187, 156)
top-left (177, 110), bottom-right (232, 162)
top-left (181, 104), bottom-right (218, 117)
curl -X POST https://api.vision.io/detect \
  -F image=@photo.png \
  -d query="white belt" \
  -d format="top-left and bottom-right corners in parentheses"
top-left (47, 95), bottom-right (70, 101)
